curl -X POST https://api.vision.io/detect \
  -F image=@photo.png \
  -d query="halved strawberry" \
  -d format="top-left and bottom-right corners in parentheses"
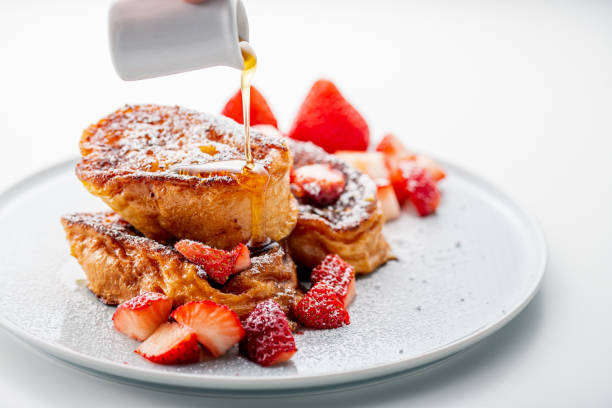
top-left (174, 240), bottom-right (251, 285)
top-left (288, 79), bottom-right (369, 153)
top-left (291, 163), bottom-right (346, 206)
top-left (295, 282), bottom-right (350, 329)
top-left (376, 179), bottom-right (401, 222)
top-left (112, 292), bottom-right (173, 341)
top-left (391, 162), bottom-right (440, 216)
top-left (376, 134), bottom-right (445, 181)
top-left (171, 300), bottom-right (245, 357)
top-left (135, 322), bottom-right (200, 365)
top-left (241, 299), bottom-right (297, 366)
top-left (221, 86), bottom-right (278, 128)
top-left (310, 254), bottom-right (356, 308)
top-left (334, 151), bottom-right (389, 180)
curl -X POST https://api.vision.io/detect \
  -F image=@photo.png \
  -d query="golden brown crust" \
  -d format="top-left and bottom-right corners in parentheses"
top-left (76, 105), bottom-right (297, 248)
top-left (60, 212), bottom-right (303, 319)
top-left (287, 140), bottom-right (395, 274)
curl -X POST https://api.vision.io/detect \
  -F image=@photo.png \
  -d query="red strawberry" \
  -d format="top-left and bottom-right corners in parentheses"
top-left (391, 162), bottom-right (440, 216)
top-left (112, 292), bottom-right (173, 341)
top-left (414, 155), bottom-right (446, 182)
top-left (288, 79), bottom-right (369, 153)
top-left (221, 86), bottom-right (278, 128)
top-left (376, 134), bottom-right (445, 181)
top-left (295, 282), bottom-right (350, 329)
top-left (174, 240), bottom-right (251, 285)
top-left (376, 179), bottom-right (401, 222)
top-left (291, 164), bottom-right (346, 206)
top-left (171, 301), bottom-right (245, 357)
top-left (241, 299), bottom-right (297, 366)
top-left (310, 254), bottom-right (356, 307)
top-left (376, 133), bottom-right (415, 168)
top-left (135, 322), bottom-right (200, 365)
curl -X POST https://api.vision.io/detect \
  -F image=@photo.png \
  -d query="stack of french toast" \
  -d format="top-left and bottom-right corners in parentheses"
top-left (61, 103), bottom-right (395, 321)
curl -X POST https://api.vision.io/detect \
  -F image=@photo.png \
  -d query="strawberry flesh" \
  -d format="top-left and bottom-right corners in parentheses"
top-left (135, 322), bottom-right (200, 365)
top-left (221, 86), bottom-right (278, 128)
top-left (391, 162), bottom-right (440, 216)
top-left (376, 179), bottom-right (401, 222)
top-left (289, 79), bottom-right (369, 153)
top-left (171, 300), bottom-right (245, 357)
top-left (310, 254), bottom-right (356, 308)
top-left (291, 163), bottom-right (346, 206)
top-left (112, 292), bottom-right (173, 341)
top-left (241, 299), bottom-right (297, 366)
top-left (174, 240), bottom-right (251, 285)
top-left (295, 282), bottom-right (350, 329)
top-left (376, 134), bottom-right (445, 181)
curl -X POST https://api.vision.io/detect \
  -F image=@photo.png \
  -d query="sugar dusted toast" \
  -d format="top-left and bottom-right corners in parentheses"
top-left (61, 212), bottom-right (302, 319)
top-left (287, 140), bottom-right (395, 274)
top-left (76, 105), bottom-right (298, 249)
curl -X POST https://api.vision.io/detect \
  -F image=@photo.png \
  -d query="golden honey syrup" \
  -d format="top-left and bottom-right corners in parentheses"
top-left (171, 41), bottom-right (270, 249)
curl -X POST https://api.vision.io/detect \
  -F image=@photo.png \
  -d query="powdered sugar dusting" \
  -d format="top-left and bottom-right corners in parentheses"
top-left (288, 140), bottom-right (377, 231)
top-left (77, 105), bottom-right (287, 183)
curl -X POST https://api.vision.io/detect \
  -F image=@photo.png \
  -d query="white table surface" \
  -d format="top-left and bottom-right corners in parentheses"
top-left (1, 0), bottom-right (611, 406)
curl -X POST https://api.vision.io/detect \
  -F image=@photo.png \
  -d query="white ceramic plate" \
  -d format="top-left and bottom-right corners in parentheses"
top-left (0, 158), bottom-right (545, 393)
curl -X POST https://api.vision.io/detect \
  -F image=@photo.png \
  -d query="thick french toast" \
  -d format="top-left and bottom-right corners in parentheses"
top-left (76, 105), bottom-right (298, 249)
top-left (287, 140), bottom-right (395, 274)
top-left (60, 212), bottom-right (303, 319)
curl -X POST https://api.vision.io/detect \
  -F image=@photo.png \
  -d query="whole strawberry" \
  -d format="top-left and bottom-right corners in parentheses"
top-left (295, 282), bottom-right (350, 329)
top-left (289, 79), bottom-right (369, 153)
top-left (241, 299), bottom-right (297, 366)
top-left (310, 254), bottom-right (356, 307)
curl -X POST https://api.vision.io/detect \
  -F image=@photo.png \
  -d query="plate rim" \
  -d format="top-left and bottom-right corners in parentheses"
top-left (0, 157), bottom-right (547, 391)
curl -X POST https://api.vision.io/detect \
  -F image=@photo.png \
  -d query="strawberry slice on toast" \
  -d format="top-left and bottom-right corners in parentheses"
top-left (174, 240), bottom-right (251, 285)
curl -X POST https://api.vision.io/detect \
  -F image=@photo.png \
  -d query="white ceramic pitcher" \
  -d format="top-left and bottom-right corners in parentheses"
top-left (109, 0), bottom-right (249, 81)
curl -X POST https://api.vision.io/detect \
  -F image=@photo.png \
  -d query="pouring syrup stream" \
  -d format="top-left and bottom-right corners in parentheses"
top-left (171, 41), bottom-right (270, 249)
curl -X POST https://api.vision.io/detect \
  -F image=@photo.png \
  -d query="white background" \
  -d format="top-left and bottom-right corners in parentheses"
top-left (1, 0), bottom-right (611, 406)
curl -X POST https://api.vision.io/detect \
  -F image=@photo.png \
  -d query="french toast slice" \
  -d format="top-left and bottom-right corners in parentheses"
top-left (60, 212), bottom-right (302, 319)
top-left (76, 105), bottom-right (298, 249)
top-left (287, 140), bottom-right (395, 274)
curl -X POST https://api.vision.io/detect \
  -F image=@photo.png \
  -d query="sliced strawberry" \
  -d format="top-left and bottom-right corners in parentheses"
top-left (295, 282), bottom-right (350, 329)
top-left (376, 133), bottom-right (415, 168)
top-left (334, 151), bottom-right (389, 180)
top-left (291, 163), bottom-right (346, 206)
top-left (221, 86), bottom-right (278, 128)
top-left (171, 300), bottom-right (245, 357)
top-left (391, 162), bottom-right (440, 216)
top-left (135, 322), bottom-right (200, 365)
top-left (233, 243), bottom-right (251, 273)
top-left (310, 254), bottom-right (356, 307)
top-left (376, 179), bottom-right (401, 222)
top-left (174, 240), bottom-right (251, 284)
top-left (288, 79), bottom-right (369, 153)
top-left (112, 292), bottom-right (173, 341)
top-left (241, 299), bottom-right (297, 366)
top-left (414, 155), bottom-right (446, 182)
